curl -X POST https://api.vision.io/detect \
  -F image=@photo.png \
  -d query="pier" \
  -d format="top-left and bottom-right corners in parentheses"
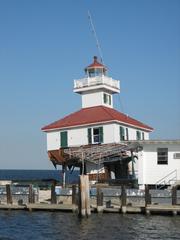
top-left (1, 203), bottom-right (180, 216)
top-left (0, 182), bottom-right (180, 216)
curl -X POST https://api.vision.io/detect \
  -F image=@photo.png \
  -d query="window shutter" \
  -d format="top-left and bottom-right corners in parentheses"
top-left (88, 128), bottom-right (92, 144)
top-left (103, 93), bottom-right (107, 104)
top-left (120, 126), bottom-right (125, 141)
top-left (136, 131), bottom-right (141, 140)
top-left (126, 128), bottom-right (129, 141)
top-left (99, 127), bottom-right (104, 143)
top-left (142, 132), bottom-right (145, 140)
top-left (60, 131), bottom-right (68, 148)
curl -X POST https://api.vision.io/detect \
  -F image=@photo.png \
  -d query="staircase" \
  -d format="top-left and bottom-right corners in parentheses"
top-left (155, 169), bottom-right (177, 189)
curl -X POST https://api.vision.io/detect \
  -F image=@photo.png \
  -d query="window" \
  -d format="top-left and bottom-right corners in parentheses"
top-left (108, 95), bottom-right (111, 105)
top-left (126, 128), bottom-right (129, 141)
top-left (120, 126), bottom-right (125, 141)
top-left (174, 153), bottom-right (180, 159)
top-left (60, 131), bottom-right (68, 148)
top-left (157, 148), bottom-right (168, 165)
top-left (136, 131), bottom-right (141, 140)
top-left (87, 127), bottom-right (103, 144)
top-left (103, 93), bottom-right (111, 105)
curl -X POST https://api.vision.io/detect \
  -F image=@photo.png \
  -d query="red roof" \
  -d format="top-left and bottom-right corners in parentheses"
top-left (85, 56), bottom-right (107, 70)
top-left (41, 106), bottom-right (153, 132)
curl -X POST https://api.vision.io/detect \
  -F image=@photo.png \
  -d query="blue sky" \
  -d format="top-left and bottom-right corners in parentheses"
top-left (0, 0), bottom-right (179, 169)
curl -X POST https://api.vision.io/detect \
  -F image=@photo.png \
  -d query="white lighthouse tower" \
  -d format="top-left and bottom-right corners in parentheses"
top-left (73, 56), bottom-right (120, 109)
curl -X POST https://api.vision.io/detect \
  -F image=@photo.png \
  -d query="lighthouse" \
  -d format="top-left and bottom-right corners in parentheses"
top-left (41, 57), bottom-right (180, 189)
top-left (41, 56), bottom-right (153, 183)
top-left (74, 56), bottom-right (120, 109)
top-left (42, 56), bottom-right (153, 148)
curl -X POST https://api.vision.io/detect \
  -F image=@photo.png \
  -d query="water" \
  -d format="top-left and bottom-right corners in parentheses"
top-left (0, 169), bottom-right (79, 183)
top-left (0, 211), bottom-right (180, 240)
top-left (0, 170), bottom-right (180, 239)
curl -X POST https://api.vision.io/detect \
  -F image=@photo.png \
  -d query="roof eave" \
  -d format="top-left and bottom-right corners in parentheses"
top-left (41, 119), bottom-right (153, 133)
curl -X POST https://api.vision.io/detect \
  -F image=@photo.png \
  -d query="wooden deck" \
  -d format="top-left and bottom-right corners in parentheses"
top-left (27, 203), bottom-right (73, 211)
top-left (146, 204), bottom-right (180, 215)
top-left (0, 203), bottom-right (180, 216)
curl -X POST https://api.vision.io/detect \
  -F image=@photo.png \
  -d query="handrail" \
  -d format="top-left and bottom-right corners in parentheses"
top-left (74, 76), bottom-right (120, 90)
top-left (155, 169), bottom-right (177, 187)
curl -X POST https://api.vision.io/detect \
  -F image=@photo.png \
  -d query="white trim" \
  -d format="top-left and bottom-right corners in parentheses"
top-left (42, 119), bottom-right (153, 133)
top-left (127, 140), bottom-right (180, 144)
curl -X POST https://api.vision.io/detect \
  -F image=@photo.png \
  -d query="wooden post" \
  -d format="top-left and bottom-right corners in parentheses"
top-left (85, 175), bottom-right (91, 216)
top-left (79, 175), bottom-right (86, 217)
top-left (97, 187), bottom-right (103, 206)
top-left (72, 184), bottom-right (77, 212)
top-left (121, 185), bottom-right (127, 213)
top-left (62, 164), bottom-right (66, 188)
top-left (6, 184), bottom-right (12, 204)
top-left (78, 175), bottom-right (91, 217)
top-left (145, 185), bottom-right (151, 207)
top-left (131, 151), bottom-right (135, 179)
top-left (51, 180), bottom-right (57, 204)
top-left (78, 177), bottom-right (82, 216)
top-left (72, 184), bottom-right (77, 205)
top-left (29, 184), bottom-right (35, 204)
top-left (172, 186), bottom-right (177, 205)
top-left (96, 186), bottom-right (104, 212)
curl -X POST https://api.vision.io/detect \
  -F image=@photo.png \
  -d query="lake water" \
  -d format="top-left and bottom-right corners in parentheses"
top-left (0, 169), bottom-right (79, 183)
top-left (0, 211), bottom-right (180, 240)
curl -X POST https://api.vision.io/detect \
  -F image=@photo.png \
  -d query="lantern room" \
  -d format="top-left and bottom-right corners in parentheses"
top-left (85, 56), bottom-right (107, 77)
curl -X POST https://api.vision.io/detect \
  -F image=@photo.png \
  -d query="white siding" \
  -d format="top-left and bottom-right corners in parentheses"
top-left (68, 123), bottom-right (116, 146)
top-left (82, 91), bottom-right (113, 108)
top-left (103, 124), bottom-right (116, 143)
top-left (47, 131), bottom-right (60, 150)
top-left (138, 143), bottom-right (180, 185)
top-left (82, 92), bottom-right (102, 108)
top-left (114, 123), bottom-right (149, 142)
top-left (68, 128), bottom-right (88, 146)
top-left (144, 132), bottom-right (149, 140)
top-left (46, 123), bottom-right (150, 150)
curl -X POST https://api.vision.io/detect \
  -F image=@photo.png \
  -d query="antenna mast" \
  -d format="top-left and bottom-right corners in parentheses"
top-left (88, 10), bottom-right (104, 64)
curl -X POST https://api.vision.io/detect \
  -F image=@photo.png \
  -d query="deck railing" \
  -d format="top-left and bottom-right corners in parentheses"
top-left (74, 76), bottom-right (120, 90)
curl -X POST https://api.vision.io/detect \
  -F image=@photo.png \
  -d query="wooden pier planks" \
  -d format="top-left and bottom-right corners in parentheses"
top-left (0, 203), bottom-right (180, 215)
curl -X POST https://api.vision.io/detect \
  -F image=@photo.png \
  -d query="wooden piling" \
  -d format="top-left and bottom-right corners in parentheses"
top-left (96, 187), bottom-right (104, 212)
top-left (51, 181), bottom-right (57, 204)
top-left (72, 185), bottom-right (77, 205)
top-left (6, 184), bottom-right (12, 204)
top-left (78, 175), bottom-right (91, 217)
top-left (121, 185), bottom-right (127, 213)
top-left (62, 164), bottom-right (66, 188)
top-left (172, 186), bottom-right (177, 205)
top-left (72, 184), bottom-right (77, 212)
top-left (85, 175), bottom-right (91, 216)
top-left (29, 184), bottom-right (35, 204)
top-left (145, 185), bottom-right (151, 207)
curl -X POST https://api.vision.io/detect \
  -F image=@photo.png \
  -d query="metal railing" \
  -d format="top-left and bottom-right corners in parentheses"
top-left (155, 169), bottom-right (177, 189)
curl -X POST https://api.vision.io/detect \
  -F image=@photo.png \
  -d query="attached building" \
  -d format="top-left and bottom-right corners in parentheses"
top-left (134, 140), bottom-right (180, 188)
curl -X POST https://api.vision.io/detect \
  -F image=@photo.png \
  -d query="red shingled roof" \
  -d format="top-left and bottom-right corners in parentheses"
top-left (41, 106), bottom-right (153, 132)
top-left (85, 56), bottom-right (107, 70)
